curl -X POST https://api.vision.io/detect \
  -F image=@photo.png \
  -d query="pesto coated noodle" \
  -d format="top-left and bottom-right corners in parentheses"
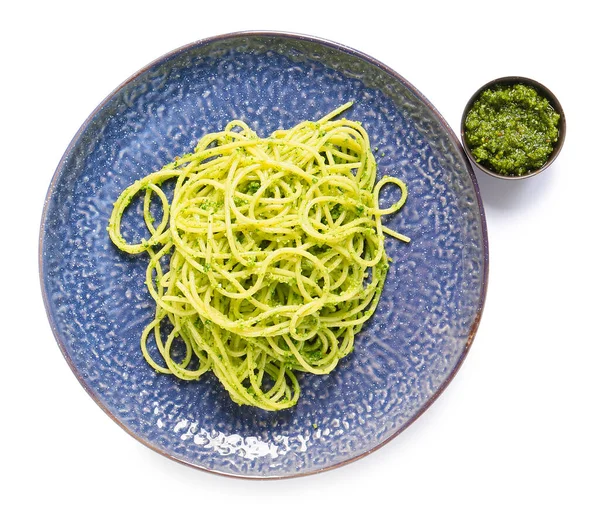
top-left (108, 103), bottom-right (410, 411)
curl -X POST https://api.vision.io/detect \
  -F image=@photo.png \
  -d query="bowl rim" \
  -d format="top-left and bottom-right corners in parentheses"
top-left (39, 30), bottom-right (490, 480)
top-left (460, 75), bottom-right (566, 180)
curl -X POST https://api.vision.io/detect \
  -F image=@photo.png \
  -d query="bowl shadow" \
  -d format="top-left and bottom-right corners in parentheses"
top-left (473, 163), bottom-right (556, 212)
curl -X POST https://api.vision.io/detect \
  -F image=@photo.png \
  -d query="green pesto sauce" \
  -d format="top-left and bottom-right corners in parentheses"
top-left (464, 83), bottom-right (560, 176)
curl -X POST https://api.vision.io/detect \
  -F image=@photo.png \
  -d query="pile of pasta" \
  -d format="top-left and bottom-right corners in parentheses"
top-left (108, 103), bottom-right (409, 410)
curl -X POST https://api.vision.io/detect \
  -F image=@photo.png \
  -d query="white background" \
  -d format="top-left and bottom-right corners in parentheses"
top-left (2, 1), bottom-right (598, 528)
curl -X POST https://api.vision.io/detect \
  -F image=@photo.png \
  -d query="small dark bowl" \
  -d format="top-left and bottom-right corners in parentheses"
top-left (460, 76), bottom-right (566, 180)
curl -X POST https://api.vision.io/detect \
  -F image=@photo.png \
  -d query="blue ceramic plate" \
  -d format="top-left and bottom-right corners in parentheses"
top-left (40, 32), bottom-right (488, 479)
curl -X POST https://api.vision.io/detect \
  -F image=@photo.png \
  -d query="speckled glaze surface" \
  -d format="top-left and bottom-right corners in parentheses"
top-left (40, 32), bottom-right (488, 478)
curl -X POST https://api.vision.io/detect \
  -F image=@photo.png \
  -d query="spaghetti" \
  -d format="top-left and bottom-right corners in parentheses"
top-left (108, 102), bottom-right (410, 410)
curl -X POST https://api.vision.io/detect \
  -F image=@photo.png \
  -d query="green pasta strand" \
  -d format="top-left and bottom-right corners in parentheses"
top-left (107, 103), bottom-right (410, 411)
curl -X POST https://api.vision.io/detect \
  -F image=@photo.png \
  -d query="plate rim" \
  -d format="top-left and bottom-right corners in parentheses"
top-left (38, 30), bottom-right (489, 480)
